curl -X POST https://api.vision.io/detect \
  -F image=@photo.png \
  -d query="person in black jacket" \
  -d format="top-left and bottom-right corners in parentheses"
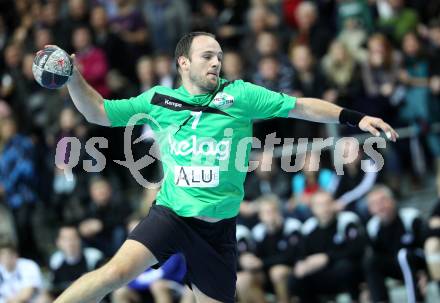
top-left (236, 224), bottom-right (266, 303)
top-left (72, 176), bottom-right (131, 257)
top-left (289, 191), bottom-right (365, 303)
top-left (238, 195), bottom-right (302, 303)
top-left (49, 225), bottom-right (104, 297)
top-left (364, 185), bottom-right (427, 303)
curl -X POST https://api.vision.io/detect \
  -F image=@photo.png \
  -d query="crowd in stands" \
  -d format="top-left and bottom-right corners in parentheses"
top-left (1, 0), bottom-right (440, 302)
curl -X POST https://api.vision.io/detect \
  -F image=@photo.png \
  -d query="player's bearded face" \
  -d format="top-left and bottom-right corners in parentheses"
top-left (189, 63), bottom-right (219, 93)
top-left (188, 37), bottom-right (223, 93)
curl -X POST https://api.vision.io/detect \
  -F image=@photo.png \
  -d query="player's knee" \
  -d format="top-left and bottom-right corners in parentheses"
top-left (425, 237), bottom-right (440, 253)
top-left (269, 265), bottom-right (291, 284)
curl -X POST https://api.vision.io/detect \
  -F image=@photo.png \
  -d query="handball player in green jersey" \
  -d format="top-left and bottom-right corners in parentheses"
top-left (52, 32), bottom-right (398, 303)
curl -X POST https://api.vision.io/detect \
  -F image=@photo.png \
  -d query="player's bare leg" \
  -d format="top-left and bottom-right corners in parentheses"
top-left (54, 240), bottom-right (158, 303)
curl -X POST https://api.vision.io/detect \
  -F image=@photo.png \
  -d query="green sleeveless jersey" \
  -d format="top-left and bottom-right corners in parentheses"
top-left (104, 78), bottom-right (296, 219)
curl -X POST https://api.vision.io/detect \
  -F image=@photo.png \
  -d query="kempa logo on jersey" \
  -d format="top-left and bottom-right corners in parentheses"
top-left (212, 92), bottom-right (234, 109)
top-left (168, 135), bottom-right (231, 160)
top-left (175, 166), bottom-right (219, 187)
top-left (164, 99), bottom-right (182, 108)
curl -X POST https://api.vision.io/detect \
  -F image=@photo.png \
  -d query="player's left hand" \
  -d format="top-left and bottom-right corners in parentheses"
top-left (358, 116), bottom-right (399, 142)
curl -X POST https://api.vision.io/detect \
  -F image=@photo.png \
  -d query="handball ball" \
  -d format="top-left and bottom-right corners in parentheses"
top-left (32, 47), bottom-right (73, 89)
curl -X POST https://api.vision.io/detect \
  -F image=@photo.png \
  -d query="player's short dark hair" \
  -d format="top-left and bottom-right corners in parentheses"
top-left (174, 31), bottom-right (216, 71)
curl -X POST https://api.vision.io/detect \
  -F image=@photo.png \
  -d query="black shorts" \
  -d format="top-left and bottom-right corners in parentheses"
top-left (128, 204), bottom-right (237, 302)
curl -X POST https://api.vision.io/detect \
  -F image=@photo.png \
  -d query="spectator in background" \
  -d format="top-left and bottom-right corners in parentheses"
top-left (321, 40), bottom-right (363, 110)
top-left (360, 33), bottom-right (405, 192)
top-left (337, 18), bottom-right (369, 63)
top-left (253, 55), bottom-right (291, 94)
top-left (289, 191), bottom-right (365, 302)
top-left (425, 198), bottom-right (440, 288)
top-left (364, 185), bottom-right (427, 303)
top-left (288, 151), bottom-right (334, 222)
top-left (376, 0), bottom-right (418, 44)
top-left (136, 56), bottom-right (157, 92)
top-left (52, 108), bottom-right (90, 223)
top-left (1, 43), bottom-right (25, 122)
top-left (16, 52), bottom-right (62, 137)
top-left (289, 44), bottom-right (330, 100)
top-left (8, 0), bottom-right (35, 49)
top-left (154, 53), bottom-right (176, 88)
top-left (282, 0), bottom-right (302, 29)
top-left (398, 32), bottom-right (431, 129)
top-left (359, 33), bottom-right (401, 120)
top-left (290, 1), bottom-right (332, 59)
top-left (239, 196), bottom-right (302, 303)
top-left (336, 0), bottom-right (374, 35)
top-left (253, 31), bottom-right (293, 88)
top-left (0, 241), bottom-right (43, 303)
top-left (235, 224), bottom-right (263, 303)
top-left (190, 1), bottom-right (220, 35)
top-left (73, 176), bottom-right (130, 256)
top-left (221, 50), bottom-right (246, 81)
top-left (90, 5), bottom-right (131, 82)
top-left (398, 32), bottom-right (440, 180)
top-left (289, 44), bottom-right (329, 139)
top-left (110, 0), bottom-right (149, 64)
top-left (0, 115), bottom-right (39, 259)
top-left (0, 101), bottom-right (14, 244)
top-left (242, 152), bottom-right (292, 227)
top-left (33, 26), bottom-right (54, 53)
top-left (15, 52), bottom-right (44, 119)
top-left (215, 0), bottom-right (248, 48)
top-left (335, 0), bottom-right (373, 60)
top-left (0, 15), bottom-right (8, 71)
top-left (60, 0), bottom-right (90, 53)
top-left (427, 21), bottom-right (440, 192)
top-left (142, 0), bottom-right (190, 55)
top-left (241, 4), bottom-right (279, 62)
top-left (429, 21), bottom-right (440, 96)
top-left (329, 139), bottom-right (378, 221)
top-left (72, 26), bottom-right (110, 98)
top-left (49, 225), bottom-right (104, 297)
top-left (39, 2), bottom-right (68, 51)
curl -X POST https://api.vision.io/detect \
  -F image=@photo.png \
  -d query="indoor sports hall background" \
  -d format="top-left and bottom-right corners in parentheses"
top-left (1, 0), bottom-right (440, 302)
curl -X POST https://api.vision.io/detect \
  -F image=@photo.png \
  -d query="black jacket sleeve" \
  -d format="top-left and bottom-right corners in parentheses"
top-left (327, 223), bottom-right (366, 261)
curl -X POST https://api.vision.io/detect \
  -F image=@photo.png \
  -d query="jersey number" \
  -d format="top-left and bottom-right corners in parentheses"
top-left (190, 111), bottom-right (202, 129)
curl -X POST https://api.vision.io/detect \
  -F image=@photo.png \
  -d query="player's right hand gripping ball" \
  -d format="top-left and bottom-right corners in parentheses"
top-left (32, 47), bottom-right (73, 89)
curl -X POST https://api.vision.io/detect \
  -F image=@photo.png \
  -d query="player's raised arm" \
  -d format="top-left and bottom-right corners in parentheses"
top-left (33, 45), bottom-right (109, 126)
top-left (289, 97), bottom-right (399, 142)
top-left (66, 52), bottom-right (110, 126)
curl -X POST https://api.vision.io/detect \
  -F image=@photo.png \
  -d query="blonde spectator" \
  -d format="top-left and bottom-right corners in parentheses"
top-left (322, 40), bottom-right (363, 107)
